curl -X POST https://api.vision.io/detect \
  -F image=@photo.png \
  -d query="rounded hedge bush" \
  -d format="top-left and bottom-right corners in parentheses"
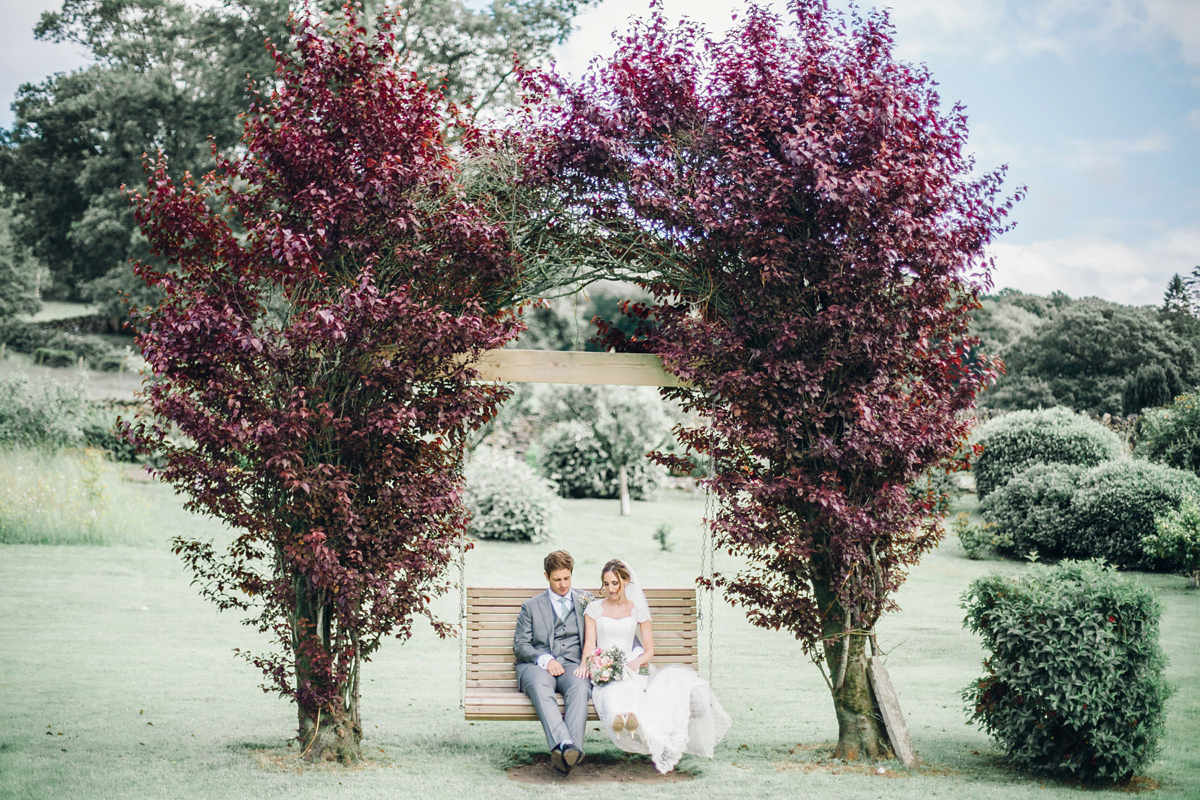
top-left (463, 447), bottom-right (557, 543)
top-left (962, 560), bottom-right (1171, 783)
top-left (972, 407), bottom-right (1124, 499)
top-left (1135, 393), bottom-right (1200, 476)
top-left (537, 420), bottom-right (663, 500)
top-left (1143, 496), bottom-right (1200, 587)
top-left (1067, 459), bottom-right (1200, 569)
top-left (979, 463), bottom-right (1087, 559)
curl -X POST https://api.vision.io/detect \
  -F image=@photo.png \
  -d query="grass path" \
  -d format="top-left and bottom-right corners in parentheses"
top-left (1, 493), bottom-right (1197, 799)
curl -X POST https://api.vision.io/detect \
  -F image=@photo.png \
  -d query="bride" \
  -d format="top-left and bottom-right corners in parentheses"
top-left (572, 559), bottom-right (731, 773)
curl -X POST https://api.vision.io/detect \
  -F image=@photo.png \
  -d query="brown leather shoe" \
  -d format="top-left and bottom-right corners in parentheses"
top-left (562, 744), bottom-right (583, 769)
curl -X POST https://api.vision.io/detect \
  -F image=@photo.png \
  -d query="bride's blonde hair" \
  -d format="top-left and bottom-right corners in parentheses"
top-left (601, 559), bottom-right (631, 587)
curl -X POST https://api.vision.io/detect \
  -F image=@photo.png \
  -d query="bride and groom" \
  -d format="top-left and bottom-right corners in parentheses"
top-left (513, 550), bottom-right (731, 775)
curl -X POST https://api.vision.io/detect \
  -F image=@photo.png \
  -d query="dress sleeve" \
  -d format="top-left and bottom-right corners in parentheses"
top-left (634, 604), bottom-right (651, 624)
top-left (585, 601), bottom-right (603, 621)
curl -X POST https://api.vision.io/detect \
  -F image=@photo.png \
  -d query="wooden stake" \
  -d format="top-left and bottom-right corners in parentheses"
top-left (866, 656), bottom-right (918, 768)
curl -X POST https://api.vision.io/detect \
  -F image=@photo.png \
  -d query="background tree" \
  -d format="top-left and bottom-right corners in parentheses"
top-left (992, 299), bottom-right (1197, 414)
top-left (542, 384), bottom-right (672, 515)
top-left (1163, 273), bottom-right (1193, 316)
top-left (0, 0), bottom-right (592, 313)
top-left (125, 7), bottom-right (526, 762)
top-left (0, 198), bottom-right (43, 318)
top-left (532, 1), bottom-right (1015, 759)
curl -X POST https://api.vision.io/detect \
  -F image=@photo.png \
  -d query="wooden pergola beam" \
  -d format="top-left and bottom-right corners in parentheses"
top-left (472, 349), bottom-right (687, 387)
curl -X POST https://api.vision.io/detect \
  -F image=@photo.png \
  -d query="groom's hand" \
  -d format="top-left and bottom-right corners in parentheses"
top-left (546, 658), bottom-right (565, 676)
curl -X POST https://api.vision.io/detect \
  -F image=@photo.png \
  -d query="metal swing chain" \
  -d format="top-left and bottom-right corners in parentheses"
top-left (458, 526), bottom-right (467, 711)
top-left (701, 477), bottom-right (717, 687)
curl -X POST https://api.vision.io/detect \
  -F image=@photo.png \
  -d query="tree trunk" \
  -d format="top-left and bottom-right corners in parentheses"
top-left (814, 580), bottom-right (891, 761)
top-left (618, 464), bottom-right (631, 516)
top-left (293, 576), bottom-right (364, 763)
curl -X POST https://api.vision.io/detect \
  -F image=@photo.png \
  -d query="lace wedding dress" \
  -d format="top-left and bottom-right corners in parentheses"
top-left (586, 601), bottom-right (731, 773)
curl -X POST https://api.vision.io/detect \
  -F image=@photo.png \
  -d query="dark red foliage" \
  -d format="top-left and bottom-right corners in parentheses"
top-left (124, 5), bottom-right (521, 736)
top-left (532, 1), bottom-right (1017, 656)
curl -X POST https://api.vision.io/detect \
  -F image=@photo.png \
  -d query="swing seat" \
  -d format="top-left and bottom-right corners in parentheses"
top-left (464, 586), bottom-right (700, 720)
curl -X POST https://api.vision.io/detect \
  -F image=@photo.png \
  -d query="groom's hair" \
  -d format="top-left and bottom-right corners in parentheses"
top-left (544, 550), bottom-right (574, 574)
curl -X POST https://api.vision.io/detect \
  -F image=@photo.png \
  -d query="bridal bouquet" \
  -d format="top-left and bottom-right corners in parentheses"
top-left (586, 646), bottom-right (626, 685)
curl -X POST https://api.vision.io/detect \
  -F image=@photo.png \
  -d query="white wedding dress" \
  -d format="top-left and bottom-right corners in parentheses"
top-left (586, 601), bottom-right (731, 773)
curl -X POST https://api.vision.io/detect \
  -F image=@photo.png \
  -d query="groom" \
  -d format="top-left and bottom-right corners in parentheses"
top-left (513, 549), bottom-right (592, 776)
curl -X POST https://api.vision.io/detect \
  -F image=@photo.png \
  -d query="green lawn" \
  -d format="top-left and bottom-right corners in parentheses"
top-left (1, 488), bottom-right (1197, 799)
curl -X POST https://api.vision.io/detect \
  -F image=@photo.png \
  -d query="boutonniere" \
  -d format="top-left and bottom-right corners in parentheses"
top-left (579, 593), bottom-right (592, 611)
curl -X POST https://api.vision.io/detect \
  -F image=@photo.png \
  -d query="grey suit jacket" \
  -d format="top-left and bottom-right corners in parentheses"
top-left (513, 587), bottom-right (591, 665)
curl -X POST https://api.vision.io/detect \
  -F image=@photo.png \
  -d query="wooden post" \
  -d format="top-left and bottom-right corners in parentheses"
top-left (866, 657), bottom-right (917, 768)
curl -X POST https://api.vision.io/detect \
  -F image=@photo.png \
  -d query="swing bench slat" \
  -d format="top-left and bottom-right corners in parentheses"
top-left (464, 587), bottom-right (700, 721)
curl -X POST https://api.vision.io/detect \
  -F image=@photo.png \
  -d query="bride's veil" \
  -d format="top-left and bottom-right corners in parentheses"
top-left (616, 559), bottom-right (650, 617)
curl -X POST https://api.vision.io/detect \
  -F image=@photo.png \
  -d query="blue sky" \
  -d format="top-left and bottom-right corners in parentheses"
top-left (3, 0), bottom-right (1198, 306)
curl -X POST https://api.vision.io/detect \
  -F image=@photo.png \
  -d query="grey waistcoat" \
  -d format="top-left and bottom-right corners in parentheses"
top-left (551, 601), bottom-right (583, 664)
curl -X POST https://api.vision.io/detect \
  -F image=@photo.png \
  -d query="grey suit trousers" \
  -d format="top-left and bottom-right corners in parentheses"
top-left (515, 661), bottom-right (590, 751)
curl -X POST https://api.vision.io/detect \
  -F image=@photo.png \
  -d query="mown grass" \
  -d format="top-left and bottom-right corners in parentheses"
top-left (1, 486), bottom-right (1197, 800)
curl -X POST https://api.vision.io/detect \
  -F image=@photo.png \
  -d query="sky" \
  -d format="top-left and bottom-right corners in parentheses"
top-left (2, 0), bottom-right (1198, 306)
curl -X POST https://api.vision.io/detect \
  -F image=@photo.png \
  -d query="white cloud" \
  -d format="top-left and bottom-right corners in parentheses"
top-left (883, 0), bottom-right (1200, 66)
top-left (1062, 130), bottom-right (1173, 185)
top-left (1187, 108), bottom-right (1200, 134)
top-left (990, 226), bottom-right (1200, 305)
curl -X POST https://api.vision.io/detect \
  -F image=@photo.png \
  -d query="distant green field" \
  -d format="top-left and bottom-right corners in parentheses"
top-left (27, 301), bottom-right (100, 322)
top-left (1, 487), bottom-right (1196, 799)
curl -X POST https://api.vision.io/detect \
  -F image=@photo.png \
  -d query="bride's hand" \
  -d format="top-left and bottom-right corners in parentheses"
top-left (572, 663), bottom-right (589, 680)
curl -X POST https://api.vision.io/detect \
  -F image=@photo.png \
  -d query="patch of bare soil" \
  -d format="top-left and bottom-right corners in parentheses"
top-left (506, 752), bottom-right (695, 784)
top-left (251, 748), bottom-right (389, 774)
top-left (773, 741), bottom-right (944, 778)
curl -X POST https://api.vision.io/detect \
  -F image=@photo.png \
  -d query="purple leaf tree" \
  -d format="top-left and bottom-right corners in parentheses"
top-left (532, 0), bottom-right (1017, 759)
top-left (125, 6), bottom-right (522, 761)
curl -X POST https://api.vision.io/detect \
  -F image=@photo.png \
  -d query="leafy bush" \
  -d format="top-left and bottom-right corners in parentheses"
top-left (537, 420), bottom-right (663, 500)
top-left (0, 374), bottom-right (88, 448)
top-left (1144, 496), bottom-right (1200, 587)
top-left (34, 347), bottom-right (78, 368)
top-left (81, 405), bottom-right (142, 463)
top-left (909, 468), bottom-right (960, 515)
top-left (1121, 363), bottom-right (1181, 415)
top-left (979, 463), bottom-right (1087, 559)
top-left (972, 407), bottom-right (1124, 499)
top-left (0, 318), bottom-right (124, 369)
top-left (951, 512), bottom-right (1010, 560)
top-left (1135, 393), bottom-right (1200, 475)
top-left (1068, 459), bottom-right (1200, 569)
top-left (463, 447), bottom-right (557, 543)
top-left (962, 560), bottom-right (1171, 783)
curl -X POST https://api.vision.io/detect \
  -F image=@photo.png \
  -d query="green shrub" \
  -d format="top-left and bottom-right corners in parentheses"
top-left (980, 463), bottom-right (1086, 559)
top-left (1068, 459), bottom-right (1200, 569)
top-left (909, 467), bottom-right (960, 515)
top-left (1144, 496), bottom-right (1200, 587)
top-left (94, 354), bottom-right (127, 372)
top-left (1121, 363), bottom-right (1181, 415)
top-left (0, 318), bottom-right (125, 369)
top-left (0, 374), bottom-right (88, 448)
top-left (34, 347), bottom-right (78, 368)
top-left (1135, 393), bottom-right (1200, 475)
top-left (80, 406), bottom-right (141, 463)
top-left (951, 512), bottom-right (1011, 560)
top-left (463, 447), bottom-right (557, 543)
top-left (537, 420), bottom-right (663, 500)
top-left (972, 407), bottom-right (1124, 499)
top-left (962, 560), bottom-right (1171, 783)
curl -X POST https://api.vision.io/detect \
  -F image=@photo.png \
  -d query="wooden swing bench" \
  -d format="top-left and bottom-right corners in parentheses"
top-left (464, 586), bottom-right (700, 720)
